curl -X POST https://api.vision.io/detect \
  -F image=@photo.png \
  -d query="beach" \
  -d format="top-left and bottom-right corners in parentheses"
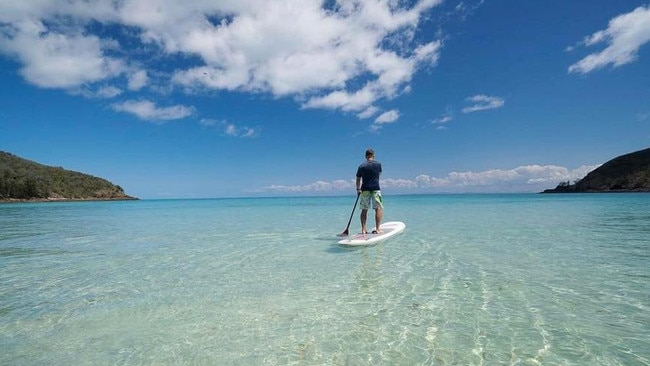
top-left (1, 194), bottom-right (649, 365)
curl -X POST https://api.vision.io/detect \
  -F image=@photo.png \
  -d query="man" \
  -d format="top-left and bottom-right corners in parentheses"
top-left (356, 148), bottom-right (383, 234)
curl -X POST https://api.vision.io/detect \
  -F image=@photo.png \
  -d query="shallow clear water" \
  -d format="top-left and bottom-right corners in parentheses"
top-left (1, 194), bottom-right (649, 365)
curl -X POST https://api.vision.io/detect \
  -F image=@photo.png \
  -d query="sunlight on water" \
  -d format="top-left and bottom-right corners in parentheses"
top-left (1, 195), bottom-right (649, 365)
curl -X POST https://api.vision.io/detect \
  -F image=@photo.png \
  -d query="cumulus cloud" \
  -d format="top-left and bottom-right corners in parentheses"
top-left (0, 19), bottom-right (125, 88)
top-left (260, 164), bottom-right (600, 194)
top-left (406, 165), bottom-right (598, 192)
top-left (128, 70), bottom-right (148, 91)
top-left (0, 0), bottom-right (444, 119)
top-left (111, 100), bottom-right (194, 121)
top-left (462, 95), bottom-right (505, 113)
top-left (569, 5), bottom-right (650, 74)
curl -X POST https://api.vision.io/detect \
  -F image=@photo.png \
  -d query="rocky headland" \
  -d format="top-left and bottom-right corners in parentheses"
top-left (542, 148), bottom-right (650, 193)
top-left (1, 151), bottom-right (137, 202)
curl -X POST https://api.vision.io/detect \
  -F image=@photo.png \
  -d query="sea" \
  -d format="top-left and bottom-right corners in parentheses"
top-left (1, 194), bottom-right (648, 365)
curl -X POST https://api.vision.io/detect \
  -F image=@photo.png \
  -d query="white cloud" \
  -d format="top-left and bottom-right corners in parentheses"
top-left (74, 85), bottom-right (122, 99)
top-left (0, 19), bottom-right (125, 88)
top-left (0, 0), bottom-right (443, 117)
top-left (301, 85), bottom-right (379, 112)
top-left (460, 1), bottom-right (485, 19)
top-left (569, 5), bottom-right (650, 74)
top-left (128, 70), bottom-right (148, 91)
top-left (431, 113), bottom-right (453, 129)
top-left (413, 41), bottom-right (442, 65)
top-left (434, 115), bottom-right (453, 123)
top-left (369, 109), bottom-right (400, 132)
top-left (96, 86), bottom-right (122, 98)
top-left (112, 100), bottom-right (194, 121)
top-left (407, 165), bottom-right (598, 191)
top-left (462, 94), bottom-right (505, 113)
top-left (430, 106), bottom-right (454, 129)
top-left (357, 106), bottom-right (380, 119)
top-left (260, 164), bottom-right (600, 194)
top-left (239, 128), bottom-right (259, 138)
top-left (200, 118), bottom-right (260, 138)
top-left (262, 179), bottom-right (355, 194)
top-left (375, 109), bottom-right (400, 124)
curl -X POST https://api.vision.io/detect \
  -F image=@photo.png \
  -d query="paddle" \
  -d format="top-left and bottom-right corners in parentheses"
top-left (338, 192), bottom-right (360, 237)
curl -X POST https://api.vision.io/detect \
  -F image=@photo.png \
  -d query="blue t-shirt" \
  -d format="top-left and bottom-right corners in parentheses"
top-left (356, 160), bottom-right (382, 191)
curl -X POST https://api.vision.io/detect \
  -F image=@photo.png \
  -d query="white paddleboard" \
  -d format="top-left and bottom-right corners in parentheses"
top-left (338, 221), bottom-right (406, 246)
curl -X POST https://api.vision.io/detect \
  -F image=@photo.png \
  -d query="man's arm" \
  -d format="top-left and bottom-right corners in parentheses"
top-left (356, 176), bottom-right (362, 193)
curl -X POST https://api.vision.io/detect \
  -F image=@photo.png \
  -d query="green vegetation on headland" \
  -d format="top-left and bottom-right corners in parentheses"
top-left (0, 151), bottom-right (137, 202)
top-left (542, 147), bottom-right (650, 193)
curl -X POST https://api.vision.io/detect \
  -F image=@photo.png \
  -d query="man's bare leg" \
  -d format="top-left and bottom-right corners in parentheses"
top-left (360, 209), bottom-right (368, 234)
top-left (374, 207), bottom-right (383, 233)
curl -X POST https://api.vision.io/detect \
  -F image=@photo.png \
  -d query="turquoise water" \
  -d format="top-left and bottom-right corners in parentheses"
top-left (1, 194), bottom-right (649, 365)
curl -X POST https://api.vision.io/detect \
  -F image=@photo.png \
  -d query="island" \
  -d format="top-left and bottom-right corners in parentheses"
top-left (1, 151), bottom-right (137, 202)
top-left (542, 147), bottom-right (650, 193)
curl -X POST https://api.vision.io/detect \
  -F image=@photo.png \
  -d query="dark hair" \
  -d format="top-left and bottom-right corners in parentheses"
top-left (365, 148), bottom-right (375, 158)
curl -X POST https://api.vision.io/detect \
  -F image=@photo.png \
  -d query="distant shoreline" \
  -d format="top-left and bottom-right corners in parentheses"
top-left (0, 197), bottom-right (138, 204)
top-left (541, 189), bottom-right (650, 194)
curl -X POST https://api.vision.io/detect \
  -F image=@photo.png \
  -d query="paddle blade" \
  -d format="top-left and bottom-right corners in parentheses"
top-left (337, 229), bottom-right (349, 237)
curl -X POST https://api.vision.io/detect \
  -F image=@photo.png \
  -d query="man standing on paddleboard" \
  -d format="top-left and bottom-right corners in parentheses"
top-left (356, 148), bottom-right (383, 235)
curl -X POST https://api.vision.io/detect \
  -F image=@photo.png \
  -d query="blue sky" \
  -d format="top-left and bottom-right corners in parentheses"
top-left (1, 0), bottom-right (649, 199)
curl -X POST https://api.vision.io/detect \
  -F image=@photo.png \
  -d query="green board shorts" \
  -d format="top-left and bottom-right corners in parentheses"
top-left (360, 190), bottom-right (383, 210)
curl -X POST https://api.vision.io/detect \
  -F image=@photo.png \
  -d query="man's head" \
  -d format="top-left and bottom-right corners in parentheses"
top-left (365, 148), bottom-right (375, 159)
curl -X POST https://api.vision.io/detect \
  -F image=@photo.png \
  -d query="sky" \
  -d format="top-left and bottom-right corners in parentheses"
top-left (1, 0), bottom-right (649, 199)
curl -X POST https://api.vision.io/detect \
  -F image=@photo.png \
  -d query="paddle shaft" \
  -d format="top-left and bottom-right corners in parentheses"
top-left (341, 193), bottom-right (360, 236)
